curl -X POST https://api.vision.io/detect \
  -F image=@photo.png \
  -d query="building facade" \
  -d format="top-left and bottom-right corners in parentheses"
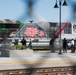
top-left (0, 19), bottom-right (20, 38)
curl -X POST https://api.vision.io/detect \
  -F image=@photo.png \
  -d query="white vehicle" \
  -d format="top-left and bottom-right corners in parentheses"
top-left (67, 40), bottom-right (72, 49)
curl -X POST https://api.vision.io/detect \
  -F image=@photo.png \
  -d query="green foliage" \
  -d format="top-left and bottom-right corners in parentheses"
top-left (21, 45), bottom-right (26, 50)
top-left (11, 45), bottom-right (27, 50)
top-left (0, 28), bottom-right (6, 31)
top-left (16, 20), bottom-right (25, 28)
top-left (16, 20), bottom-right (20, 24)
top-left (20, 23), bottom-right (25, 28)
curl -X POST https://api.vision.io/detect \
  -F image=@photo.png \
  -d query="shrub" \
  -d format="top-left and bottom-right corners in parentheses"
top-left (21, 45), bottom-right (26, 50)
top-left (11, 45), bottom-right (27, 50)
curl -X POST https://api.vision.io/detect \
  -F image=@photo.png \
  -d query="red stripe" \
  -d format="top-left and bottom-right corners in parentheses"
top-left (55, 22), bottom-right (69, 37)
top-left (50, 22), bottom-right (69, 45)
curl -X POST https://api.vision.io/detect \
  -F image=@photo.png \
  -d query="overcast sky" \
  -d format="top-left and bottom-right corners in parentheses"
top-left (0, 0), bottom-right (76, 23)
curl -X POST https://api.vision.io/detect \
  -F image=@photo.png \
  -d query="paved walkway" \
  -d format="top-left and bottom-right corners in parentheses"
top-left (0, 51), bottom-right (76, 70)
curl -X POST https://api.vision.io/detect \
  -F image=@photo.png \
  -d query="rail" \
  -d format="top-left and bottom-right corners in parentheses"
top-left (0, 66), bottom-right (76, 75)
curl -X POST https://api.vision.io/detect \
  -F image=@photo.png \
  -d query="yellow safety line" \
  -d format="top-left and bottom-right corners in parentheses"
top-left (0, 59), bottom-right (76, 65)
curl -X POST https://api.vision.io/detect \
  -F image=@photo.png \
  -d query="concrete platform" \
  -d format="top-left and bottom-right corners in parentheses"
top-left (0, 51), bottom-right (76, 70)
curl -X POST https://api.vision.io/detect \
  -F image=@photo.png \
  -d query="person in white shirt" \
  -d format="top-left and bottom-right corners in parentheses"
top-left (71, 39), bottom-right (74, 46)
top-left (71, 39), bottom-right (75, 53)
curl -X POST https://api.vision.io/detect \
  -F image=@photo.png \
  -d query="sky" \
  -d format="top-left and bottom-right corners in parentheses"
top-left (0, 0), bottom-right (76, 23)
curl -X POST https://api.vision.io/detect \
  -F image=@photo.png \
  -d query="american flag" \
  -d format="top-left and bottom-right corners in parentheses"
top-left (24, 26), bottom-right (46, 38)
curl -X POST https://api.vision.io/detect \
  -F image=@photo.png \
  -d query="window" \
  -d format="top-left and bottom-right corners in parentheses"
top-left (64, 28), bottom-right (71, 34)
top-left (64, 23), bottom-right (72, 34)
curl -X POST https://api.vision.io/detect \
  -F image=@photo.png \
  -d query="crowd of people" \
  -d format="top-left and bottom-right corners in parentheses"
top-left (13, 37), bottom-right (75, 53)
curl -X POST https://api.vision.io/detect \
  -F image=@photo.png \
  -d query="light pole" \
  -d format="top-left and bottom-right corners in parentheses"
top-left (54, 0), bottom-right (68, 54)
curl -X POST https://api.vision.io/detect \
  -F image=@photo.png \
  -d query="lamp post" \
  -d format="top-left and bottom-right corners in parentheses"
top-left (54, 0), bottom-right (68, 54)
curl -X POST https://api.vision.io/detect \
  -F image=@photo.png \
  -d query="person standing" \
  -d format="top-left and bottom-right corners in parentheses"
top-left (28, 39), bottom-right (32, 49)
top-left (21, 37), bottom-right (27, 46)
top-left (71, 39), bottom-right (75, 53)
top-left (63, 38), bottom-right (67, 53)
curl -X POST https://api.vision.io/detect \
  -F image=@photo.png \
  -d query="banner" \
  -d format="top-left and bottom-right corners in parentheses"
top-left (24, 26), bottom-right (46, 38)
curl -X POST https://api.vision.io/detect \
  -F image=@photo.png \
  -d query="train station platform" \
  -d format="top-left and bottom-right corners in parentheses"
top-left (0, 51), bottom-right (76, 70)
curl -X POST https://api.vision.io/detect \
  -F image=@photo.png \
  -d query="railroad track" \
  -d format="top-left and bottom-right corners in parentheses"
top-left (0, 66), bottom-right (76, 75)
